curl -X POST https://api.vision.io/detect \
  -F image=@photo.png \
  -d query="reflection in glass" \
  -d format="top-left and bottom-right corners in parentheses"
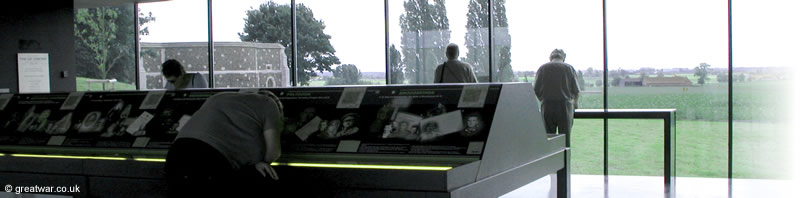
top-left (390, 0), bottom-right (460, 84)
top-left (732, 0), bottom-right (796, 196)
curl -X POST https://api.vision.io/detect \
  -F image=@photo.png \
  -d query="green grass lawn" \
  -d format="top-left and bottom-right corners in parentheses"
top-left (76, 77), bottom-right (136, 91)
top-left (570, 119), bottom-right (792, 179)
top-left (575, 81), bottom-right (791, 121)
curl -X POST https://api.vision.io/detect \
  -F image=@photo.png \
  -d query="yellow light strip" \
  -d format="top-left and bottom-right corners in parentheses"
top-left (6, 154), bottom-right (451, 171)
top-left (133, 158), bottom-right (166, 162)
top-left (286, 163), bottom-right (452, 171)
top-left (11, 154), bottom-right (126, 161)
top-left (132, 158), bottom-right (278, 165)
top-left (0, 153), bottom-right (5, 156)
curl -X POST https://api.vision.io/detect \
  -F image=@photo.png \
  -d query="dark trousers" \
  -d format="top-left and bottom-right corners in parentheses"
top-left (541, 100), bottom-right (575, 136)
top-left (166, 138), bottom-right (279, 197)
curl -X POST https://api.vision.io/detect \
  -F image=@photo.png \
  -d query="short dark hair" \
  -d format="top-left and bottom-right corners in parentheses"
top-left (445, 43), bottom-right (459, 60)
top-left (161, 59), bottom-right (185, 77)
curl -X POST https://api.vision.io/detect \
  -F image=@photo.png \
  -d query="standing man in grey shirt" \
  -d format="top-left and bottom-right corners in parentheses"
top-left (534, 49), bottom-right (580, 136)
top-left (535, 49), bottom-right (580, 198)
top-left (434, 43), bottom-right (479, 83)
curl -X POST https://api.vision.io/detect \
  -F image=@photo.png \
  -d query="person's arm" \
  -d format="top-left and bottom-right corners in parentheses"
top-left (568, 66), bottom-right (580, 109)
top-left (467, 65), bottom-right (478, 83)
top-left (533, 67), bottom-right (544, 102)
top-left (255, 126), bottom-right (281, 180)
top-left (256, 102), bottom-right (282, 180)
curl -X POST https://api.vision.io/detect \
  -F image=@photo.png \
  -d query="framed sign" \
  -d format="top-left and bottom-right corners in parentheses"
top-left (17, 53), bottom-right (50, 93)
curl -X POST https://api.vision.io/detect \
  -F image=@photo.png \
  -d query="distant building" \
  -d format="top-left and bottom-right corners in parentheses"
top-left (619, 78), bottom-right (643, 87)
top-left (139, 42), bottom-right (290, 89)
top-left (642, 76), bottom-right (692, 87)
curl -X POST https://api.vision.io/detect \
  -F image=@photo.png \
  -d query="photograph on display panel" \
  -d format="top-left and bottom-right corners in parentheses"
top-left (64, 92), bottom-right (151, 147)
top-left (0, 94), bottom-right (73, 145)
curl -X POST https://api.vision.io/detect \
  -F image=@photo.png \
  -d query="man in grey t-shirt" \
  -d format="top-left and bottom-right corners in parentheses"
top-left (534, 49), bottom-right (580, 136)
top-left (166, 91), bottom-right (284, 196)
top-left (434, 43), bottom-right (479, 83)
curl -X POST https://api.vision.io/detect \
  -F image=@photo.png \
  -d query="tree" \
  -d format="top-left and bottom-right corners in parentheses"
top-left (399, 0), bottom-right (450, 84)
top-left (611, 76), bottom-right (622, 87)
top-left (577, 70), bottom-right (586, 90)
top-left (462, 0), bottom-right (514, 82)
top-left (717, 73), bottom-right (729, 83)
top-left (586, 67), bottom-right (595, 77)
top-left (619, 68), bottom-right (629, 79)
top-left (74, 6), bottom-right (155, 84)
top-left (326, 64), bottom-right (368, 85)
top-left (240, 2), bottom-right (340, 85)
top-left (494, 46), bottom-right (516, 82)
top-left (736, 73), bottom-right (746, 82)
top-left (694, 63), bottom-right (710, 86)
top-left (389, 44), bottom-right (405, 84)
top-left (657, 69), bottom-right (664, 77)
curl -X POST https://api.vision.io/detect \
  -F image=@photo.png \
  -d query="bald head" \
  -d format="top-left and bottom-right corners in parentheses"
top-left (549, 49), bottom-right (566, 61)
top-left (446, 43), bottom-right (459, 60)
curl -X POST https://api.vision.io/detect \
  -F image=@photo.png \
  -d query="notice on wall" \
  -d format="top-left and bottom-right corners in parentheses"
top-left (17, 53), bottom-right (50, 93)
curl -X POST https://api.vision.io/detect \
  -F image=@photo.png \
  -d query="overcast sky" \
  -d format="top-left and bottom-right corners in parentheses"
top-left (139, 0), bottom-right (798, 72)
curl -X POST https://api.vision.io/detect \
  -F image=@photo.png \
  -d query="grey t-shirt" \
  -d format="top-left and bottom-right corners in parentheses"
top-left (434, 60), bottom-right (479, 83)
top-left (176, 92), bottom-right (281, 170)
top-left (533, 61), bottom-right (580, 102)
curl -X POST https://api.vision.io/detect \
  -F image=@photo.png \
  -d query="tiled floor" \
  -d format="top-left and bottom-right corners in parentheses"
top-left (501, 174), bottom-right (795, 198)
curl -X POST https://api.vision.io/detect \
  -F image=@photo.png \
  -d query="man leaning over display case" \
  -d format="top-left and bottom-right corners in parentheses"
top-left (166, 91), bottom-right (284, 197)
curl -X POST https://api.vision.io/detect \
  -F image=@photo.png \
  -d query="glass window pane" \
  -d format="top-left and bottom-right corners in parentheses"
top-left (138, 0), bottom-right (209, 90)
top-left (213, 0), bottom-right (292, 88)
top-left (296, 0), bottom-right (385, 86)
top-left (570, 119), bottom-right (605, 197)
top-left (732, 0), bottom-right (797, 196)
top-left (74, 5), bottom-right (137, 91)
top-left (607, 119), bottom-right (665, 196)
top-left (389, 0), bottom-right (485, 84)
top-left (607, 0), bottom-right (728, 197)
